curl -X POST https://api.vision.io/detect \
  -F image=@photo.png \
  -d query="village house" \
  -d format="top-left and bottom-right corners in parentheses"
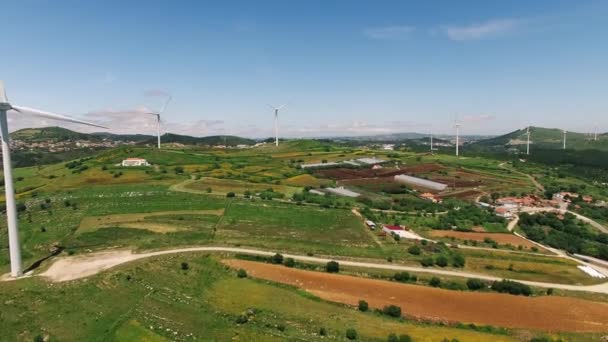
top-left (420, 192), bottom-right (442, 203)
top-left (495, 206), bottom-right (513, 219)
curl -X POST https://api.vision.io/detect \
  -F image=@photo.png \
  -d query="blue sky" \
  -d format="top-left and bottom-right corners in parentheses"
top-left (2, 0), bottom-right (607, 137)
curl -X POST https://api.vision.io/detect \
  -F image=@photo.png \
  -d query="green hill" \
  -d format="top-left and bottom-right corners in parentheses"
top-left (148, 134), bottom-right (256, 146)
top-left (10, 127), bottom-right (154, 143)
top-left (474, 127), bottom-right (608, 152)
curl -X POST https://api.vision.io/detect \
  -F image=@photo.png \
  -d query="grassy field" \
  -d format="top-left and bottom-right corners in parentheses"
top-left (183, 176), bottom-right (301, 196)
top-left (1, 253), bottom-right (569, 341)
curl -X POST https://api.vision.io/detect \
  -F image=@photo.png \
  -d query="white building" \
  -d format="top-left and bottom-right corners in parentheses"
top-left (121, 158), bottom-right (150, 167)
top-left (394, 174), bottom-right (448, 191)
top-left (365, 220), bottom-right (376, 229)
top-left (325, 187), bottom-right (360, 198)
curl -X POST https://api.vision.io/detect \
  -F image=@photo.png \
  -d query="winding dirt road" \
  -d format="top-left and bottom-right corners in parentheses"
top-left (30, 246), bottom-right (608, 294)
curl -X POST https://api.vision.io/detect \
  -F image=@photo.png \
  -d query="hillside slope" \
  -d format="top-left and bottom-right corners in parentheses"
top-left (474, 127), bottom-right (608, 152)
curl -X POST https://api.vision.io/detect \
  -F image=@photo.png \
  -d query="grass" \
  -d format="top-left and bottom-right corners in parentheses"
top-left (184, 176), bottom-right (301, 196)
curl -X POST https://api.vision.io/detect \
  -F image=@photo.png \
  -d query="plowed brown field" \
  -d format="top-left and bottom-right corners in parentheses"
top-left (224, 259), bottom-right (608, 332)
top-left (429, 231), bottom-right (537, 248)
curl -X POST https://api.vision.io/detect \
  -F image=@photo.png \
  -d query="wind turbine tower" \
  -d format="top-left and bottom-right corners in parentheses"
top-left (430, 133), bottom-right (434, 152)
top-left (526, 126), bottom-right (531, 155)
top-left (145, 96), bottom-right (172, 149)
top-left (0, 80), bottom-right (107, 277)
top-left (454, 121), bottom-right (461, 157)
top-left (563, 130), bottom-right (567, 150)
top-left (269, 104), bottom-right (285, 146)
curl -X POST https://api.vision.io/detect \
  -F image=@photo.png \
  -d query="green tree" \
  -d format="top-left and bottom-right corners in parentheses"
top-left (429, 277), bottom-right (441, 287)
top-left (346, 328), bottom-right (358, 340)
top-left (407, 245), bottom-right (421, 255)
top-left (382, 305), bottom-right (402, 318)
top-left (326, 261), bottom-right (340, 273)
top-left (358, 300), bottom-right (369, 312)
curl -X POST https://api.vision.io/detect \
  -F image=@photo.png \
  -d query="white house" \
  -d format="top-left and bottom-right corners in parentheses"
top-left (121, 158), bottom-right (150, 167)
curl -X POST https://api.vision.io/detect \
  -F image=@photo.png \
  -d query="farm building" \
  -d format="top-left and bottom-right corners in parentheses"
top-left (325, 187), bottom-right (360, 198)
top-left (495, 207), bottom-right (513, 219)
top-left (300, 162), bottom-right (340, 169)
top-left (420, 192), bottom-right (442, 203)
top-left (356, 157), bottom-right (387, 165)
top-left (308, 189), bottom-right (326, 196)
top-left (394, 174), bottom-right (448, 191)
top-left (121, 158), bottom-right (150, 167)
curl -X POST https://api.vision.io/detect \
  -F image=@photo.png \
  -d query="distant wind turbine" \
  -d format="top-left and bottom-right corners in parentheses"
top-left (594, 125), bottom-right (598, 141)
top-left (268, 104), bottom-right (285, 146)
top-left (145, 96), bottom-right (172, 149)
top-left (430, 132), bottom-right (434, 153)
top-left (0, 80), bottom-right (107, 278)
top-left (563, 129), bottom-right (567, 150)
top-left (454, 118), bottom-right (461, 157)
top-left (526, 126), bottom-right (531, 155)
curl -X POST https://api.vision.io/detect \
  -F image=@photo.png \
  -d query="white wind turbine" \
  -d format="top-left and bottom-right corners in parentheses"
top-left (0, 80), bottom-right (107, 278)
top-left (144, 96), bottom-right (172, 149)
top-left (562, 129), bottom-right (567, 150)
top-left (454, 118), bottom-right (462, 157)
top-left (268, 104), bottom-right (286, 147)
top-left (526, 126), bottom-right (531, 155)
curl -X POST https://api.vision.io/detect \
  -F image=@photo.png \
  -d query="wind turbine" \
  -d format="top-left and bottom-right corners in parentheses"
top-left (0, 80), bottom-right (107, 278)
top-left (562, 129), bottom-right (567, 150)
top-left (430, 132), bottom-right (434, 152)
top-left (594, 125), bottom-right (598, 141)
top-left (145, 96), bottom-right (172, 149)
top-left (454, 118), bottom-right (461, 157)
top-left (268, 104), bottom-right (285, 147)
top-left (526, 126), bottom-right (531, 155)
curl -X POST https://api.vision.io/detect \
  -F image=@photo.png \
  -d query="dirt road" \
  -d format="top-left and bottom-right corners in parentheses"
top-left (30, 246), bottom-right (608, 294)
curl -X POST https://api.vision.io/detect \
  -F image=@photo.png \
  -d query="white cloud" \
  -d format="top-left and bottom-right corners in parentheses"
top-left (442, 19), bottom-right (521, 41)
top-left (363, 25), bottom-right (414, 40)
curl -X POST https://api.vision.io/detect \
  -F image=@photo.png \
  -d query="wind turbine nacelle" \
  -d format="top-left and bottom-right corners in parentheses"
top-left (0, 103), bottom-right (11, 111)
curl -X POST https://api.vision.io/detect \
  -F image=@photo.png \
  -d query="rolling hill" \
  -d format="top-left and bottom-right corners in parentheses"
top-left (473, 127), bottom-right (608, 152)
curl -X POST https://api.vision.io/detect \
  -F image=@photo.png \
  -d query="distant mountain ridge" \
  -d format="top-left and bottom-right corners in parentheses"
top-left (10, 127), bottom-right (256, 146)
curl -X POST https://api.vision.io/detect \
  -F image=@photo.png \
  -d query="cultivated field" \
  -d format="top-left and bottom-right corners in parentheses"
top-left (225, 259), bottom-right (608, 333)
top-left (429, 230), bottom-right (539, 249)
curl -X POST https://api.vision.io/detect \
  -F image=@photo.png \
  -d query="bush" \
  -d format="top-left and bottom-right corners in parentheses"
top-left (235, 315), bottom-right (248, 324)
top-left (284, 257), bottom-right (295, 267)
top-left (326, 261), bottom-right (340, 273)
top-left (382, 305), bottom-right (402, 318)
top-left (429, 277), bottom-right (441, 287)
top-left (206, 187), bottom-right (212, 193)
top-left (277, 323), bottom-right (286, 332)
top-left (346, 328), bottom-right (358, 340)
top-left (466, 278), bottom-right (486, 291)
top-left (398, 335), bottom-right (412, 342)
top-left (33, 335), bottom-right (44, 342)
top-left (393, 272), bottom-right (410, 282)
top-left (491, 279), bottom-right (532, 296)
top-left (180, 262), bottom-right (189, 270)
top-left (435, 255), bottom-right (448, 267)
top-left (420, 257), bottom-right (434, 267)
top-left (226, 192), bottom-right (236, 198)
top-left (546, 288), bottom-right (554, 295)
top-left (237, 269), bottom-right (247, 278)
top-left (452, 253), bottom-right (466, 268)
top-left (388, 334), bottom-right (399, 342)
top-left (319, 327), bottom-right (327, 336)
top-left (358, 300), bottom-right (369, 312)
top-left (407, 245), bottom-right (421, 255)
top-left (270, 253), bottom-right (284, 264)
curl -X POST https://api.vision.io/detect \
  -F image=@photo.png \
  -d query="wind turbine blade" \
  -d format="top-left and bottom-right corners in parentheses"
top-left (277, 104), bottom-right (286, 110)
top-left (159, 96), bottom-right (172, 114)
top-left (10, 105), bottom-right (108, 129)
top-left (0, 80), bottom-right (7, 103)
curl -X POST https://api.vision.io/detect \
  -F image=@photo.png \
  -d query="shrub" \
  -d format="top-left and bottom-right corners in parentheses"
top-left (237, 269), bottom-right (247, 278)
top-left (420, 257), bottom-right (434, 267)
top-left (407, 245), bottom-right (421, 255)
top-left (283, 257), bottom-right (295, 267)
top-left (435, 255), bottom-right (448, 267)
top-left (398, 335), bottom-right (412, 342)
top-left (235, 315), bottom-right (248, 324)
top-left (180, 262), bottom-right (189, 270)
top-left (206, 187), bottom-right (212, 193)
top-left (388, 334), bottom-right (399, 342)
top-left (277, 323), bottom-right (286, 332)
top-left (546, 288), bottom-right (554, 295)
top-left (358, 300), bottom-right (369, 312)
top-left (40, 226), bottom-right (47, 233)
top-left (326, 261), bottom-right (340, 273)
top-left (452, 253), bottom-right (466, 268)
top-left (491, 279), bottom-right (532, 296)
top-left (33, 335), bottom-right (44, 342)
top-left (429, 277), bottom-right (441, 287)
top-left (345, 328), bottom-right (358, 340)
top-left (270, 253), bottom-right (284, 264)
top-left (319, 327), bottom-right (327, 336)
top-left (466, 278), bottom-right (486, 291)
top-left (382, 305), bottom-right (402, 318)
top-left (226, 192), bottom-right (236, 198)
top-left (174, 166), bottom-right (184, 174)
top-left (393, 272), bottom-right (410, 282)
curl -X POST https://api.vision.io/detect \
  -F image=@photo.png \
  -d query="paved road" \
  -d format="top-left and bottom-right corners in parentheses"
top-left (30, 246), bottom-right (608, 294)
